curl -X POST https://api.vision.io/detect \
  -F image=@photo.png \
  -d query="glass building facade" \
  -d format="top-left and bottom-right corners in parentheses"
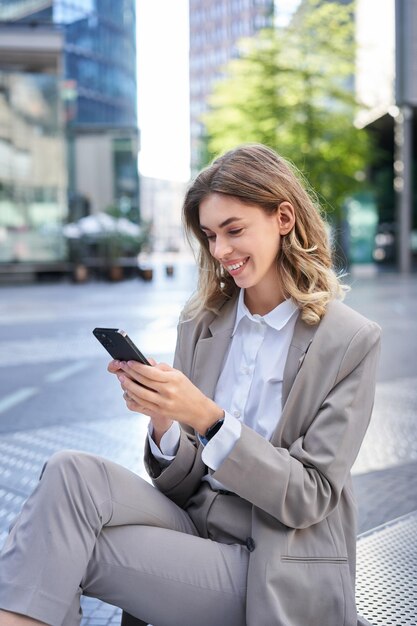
top-left (189, 0), bottom-right (275, 172)
top-left (0, 68), bottom-right (67, 263)
top-left (0, 0), bottom-right (137, 129)
top-left (58, 0), bottom-right (137, 129)
top-left (0, 0), bottom-right (138, 268)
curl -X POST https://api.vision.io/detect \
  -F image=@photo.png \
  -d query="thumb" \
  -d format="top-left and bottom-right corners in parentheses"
top-left (155, 362), bottom-right (172, 372)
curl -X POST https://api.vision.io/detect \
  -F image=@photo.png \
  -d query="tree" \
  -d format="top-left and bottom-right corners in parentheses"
top-left (202, 0), bottom-right (373, 223)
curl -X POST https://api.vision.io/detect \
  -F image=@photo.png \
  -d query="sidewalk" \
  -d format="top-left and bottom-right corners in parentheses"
top-left (0, 268), bottom-right (416, 625)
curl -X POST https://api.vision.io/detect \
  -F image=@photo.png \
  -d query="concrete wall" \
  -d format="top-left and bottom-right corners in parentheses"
top-left (356, 0), bottom-right (395, 127)
top-left (75, 134), bottom-right (113, 214)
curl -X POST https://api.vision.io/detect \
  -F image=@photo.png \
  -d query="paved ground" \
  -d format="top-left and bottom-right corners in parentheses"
top-left (0, 263), bottom-right (416, 625)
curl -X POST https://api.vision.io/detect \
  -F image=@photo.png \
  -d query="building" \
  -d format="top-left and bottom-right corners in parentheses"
top-left (189, 0), bottom-right (275, 173)
top-left (0, 0), bottom-right (139, 273)
top-left (356, 0), bottom-right (416, 271)
top-left (140, 176), bottom-right (188, 254)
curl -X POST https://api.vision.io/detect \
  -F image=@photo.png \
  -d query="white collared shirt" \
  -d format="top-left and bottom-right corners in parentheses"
top-left (148, 289), bottom-right (299, 490)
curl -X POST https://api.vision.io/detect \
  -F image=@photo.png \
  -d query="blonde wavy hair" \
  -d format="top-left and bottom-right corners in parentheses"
top-left (183, 144), bottom-right (348, 325)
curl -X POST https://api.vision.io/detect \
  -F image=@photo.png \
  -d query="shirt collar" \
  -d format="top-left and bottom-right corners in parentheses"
top-left (233, 288), bottom-right (299, 335)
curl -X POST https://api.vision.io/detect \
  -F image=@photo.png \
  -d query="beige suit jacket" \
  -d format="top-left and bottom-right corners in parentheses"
top-left (144, 296), bottom-right (381, 626)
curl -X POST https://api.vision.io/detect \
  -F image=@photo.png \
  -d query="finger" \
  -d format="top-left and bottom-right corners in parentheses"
top-left (155, 362), bottom-right (173, 372)
top-left (119, 362), bottom-right (159, 389)
top-left (118, 363), bottom-right (138, 381)
top-left (124, 395), bottom-right (143, 413)
top-left (120, 361), bottom-right (145, 381)
top-left (118, 374), bottom-right (160, 406)
top-left (126, 361), bottom-right (172, 383)
top-left (144, 358), bottom-right (173, 373)
top-left (107, 359), bottom-right (122, 373)
top-left (124, 389), bottom-right (162, 416)
top-left (121, 361), bottom-right (169, 386)
top-left (123, 389), bottom-right (143, 412)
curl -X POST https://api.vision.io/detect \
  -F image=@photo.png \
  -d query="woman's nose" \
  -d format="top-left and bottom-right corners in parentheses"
top-left (213, 237), bottom-right (233, 260)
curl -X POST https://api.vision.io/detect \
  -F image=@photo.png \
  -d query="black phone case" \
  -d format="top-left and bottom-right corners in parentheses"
top-left (93, 328), bottom-right (151, 365)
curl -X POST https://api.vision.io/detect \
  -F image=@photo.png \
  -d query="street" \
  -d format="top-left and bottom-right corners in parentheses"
top-left (0, 263), bottom-right (416, 624)
top-left (0, 260), bottom-right (196, 434)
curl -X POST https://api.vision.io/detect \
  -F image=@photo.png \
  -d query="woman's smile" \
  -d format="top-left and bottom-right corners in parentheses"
top-left (223, 256), bottom-right (250, 276)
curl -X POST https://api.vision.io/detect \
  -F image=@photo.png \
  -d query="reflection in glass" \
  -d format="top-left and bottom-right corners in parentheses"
top-left (0, 71), bottom-right (68, 263)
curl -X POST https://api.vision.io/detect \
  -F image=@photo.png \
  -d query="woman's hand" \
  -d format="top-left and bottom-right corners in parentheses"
top-left (114, 359), bottom-right (224, 435)
top-left (108, 359), bottom-right (173, 442)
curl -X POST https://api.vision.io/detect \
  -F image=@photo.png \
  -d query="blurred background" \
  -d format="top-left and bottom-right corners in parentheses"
top-left (0, 0), bottom-right (415, 282)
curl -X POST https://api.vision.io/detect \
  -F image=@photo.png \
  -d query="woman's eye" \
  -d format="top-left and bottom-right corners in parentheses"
top-left (203, 228), bottom-right (242, 241)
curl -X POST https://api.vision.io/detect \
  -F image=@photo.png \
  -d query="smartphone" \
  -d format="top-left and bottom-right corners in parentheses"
top-left (93, 328), bottom-right (151, 365)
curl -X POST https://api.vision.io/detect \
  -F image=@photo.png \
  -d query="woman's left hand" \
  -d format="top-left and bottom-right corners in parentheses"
top-left (116, 360), bottom-right (224, 435)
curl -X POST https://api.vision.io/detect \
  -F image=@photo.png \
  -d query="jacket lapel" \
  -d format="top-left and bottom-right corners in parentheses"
top-left (191, 297), bottom-right (238, 399)
top-left (272, 313), bottom-right (318, 445)
top-left (282, 314), bottom-right (317, 406)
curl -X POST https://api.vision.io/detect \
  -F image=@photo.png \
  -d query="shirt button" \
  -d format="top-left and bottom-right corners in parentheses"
top-left (233, 410), bottom-right (241, 418)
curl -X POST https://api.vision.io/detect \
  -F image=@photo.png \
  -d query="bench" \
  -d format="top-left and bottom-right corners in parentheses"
top-left (355, 510), bottom-right (417, 626)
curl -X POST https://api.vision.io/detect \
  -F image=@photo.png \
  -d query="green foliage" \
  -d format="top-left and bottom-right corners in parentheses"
top-left (202, 0), bottom-right (374, 220)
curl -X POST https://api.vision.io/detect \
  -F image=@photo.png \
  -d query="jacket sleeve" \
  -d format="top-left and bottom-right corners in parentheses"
top-left (211, 321), bottom-right (381, 528)
top-left (143, 319), bottom-right (207, 507)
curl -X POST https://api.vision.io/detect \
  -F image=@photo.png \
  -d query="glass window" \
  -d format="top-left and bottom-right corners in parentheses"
top-left (0, 70), bottom-right (68, 263)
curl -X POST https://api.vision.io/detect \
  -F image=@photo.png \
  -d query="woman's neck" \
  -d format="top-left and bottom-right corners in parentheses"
top-left (243, 285), bottom-right (286, 316)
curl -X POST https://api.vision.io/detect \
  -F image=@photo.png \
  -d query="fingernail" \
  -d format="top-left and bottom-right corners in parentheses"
top-left (117, 374), bottom-right (125, 383)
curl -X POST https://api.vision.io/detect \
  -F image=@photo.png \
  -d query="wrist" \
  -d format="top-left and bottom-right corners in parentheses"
top-left (198, 417), bottom-right (224, 447)
top-left (151, 418), bottom-right (173, 447)
top-left (196, 400), bottom-right (224, 436)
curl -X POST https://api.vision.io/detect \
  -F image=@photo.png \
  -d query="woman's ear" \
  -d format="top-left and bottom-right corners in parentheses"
top-left (277, 201), bottom-right (295, 235)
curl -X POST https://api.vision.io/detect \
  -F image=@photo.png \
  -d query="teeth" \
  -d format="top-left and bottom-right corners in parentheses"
top-left (228, 259), bottom-right (247, 270)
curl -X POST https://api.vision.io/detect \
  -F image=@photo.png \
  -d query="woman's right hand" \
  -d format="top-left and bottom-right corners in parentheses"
top-left (107, 359), bottom-right (174, 446)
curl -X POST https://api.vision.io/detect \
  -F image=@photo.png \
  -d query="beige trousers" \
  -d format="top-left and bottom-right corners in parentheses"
top-left (0, 451), bottom-right (249, 626)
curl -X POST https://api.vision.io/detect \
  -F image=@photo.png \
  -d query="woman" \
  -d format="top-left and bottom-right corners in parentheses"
top-left (0, 144), bottom-right (380, 626)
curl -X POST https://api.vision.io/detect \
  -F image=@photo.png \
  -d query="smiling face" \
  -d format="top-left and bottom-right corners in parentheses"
top-left (199, 193), bottom-right (295, 314)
